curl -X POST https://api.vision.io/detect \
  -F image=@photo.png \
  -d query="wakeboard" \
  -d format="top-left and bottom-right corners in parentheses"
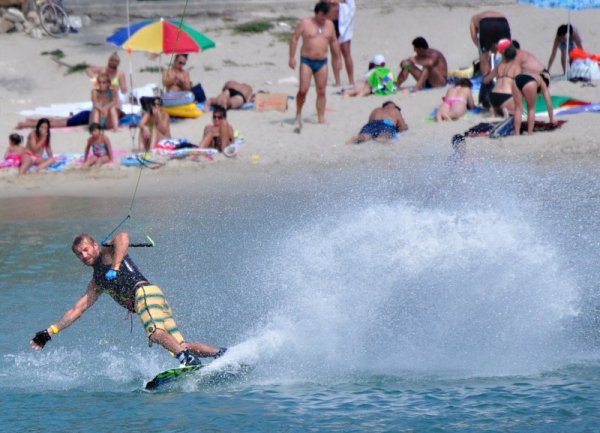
top-left (145, 362), bottom-right (252, 391)
top-left (145, 364), bottom-right (203, 390)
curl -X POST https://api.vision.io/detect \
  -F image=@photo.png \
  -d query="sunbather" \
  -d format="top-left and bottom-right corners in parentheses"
top-left (2, 133), bottom-right (25, 169)
top-left (396, 37), bottom-right (447, 92)
top-left (86, 52), bottom-right (128, 98)
top-left (349, 101), bottom-right (408, 144)
top-left (205, 81), bottom-right (253, 110)
top-left (19, 118), bottom-right (56, 175)
top-left (435, 78), bottom-right (475, 121)
top-left (91, 72), bottom-right (120, 131)
top-left (341, 55), bottom-right (395, 97)
top-left (138, 97), bottom-right (171, 153)
top-left (199, 105), bottom-right (234, 153)
top-left (484, 41), bottom-right (519, 117)
top-left (83, 123), bottom-right (113, 167)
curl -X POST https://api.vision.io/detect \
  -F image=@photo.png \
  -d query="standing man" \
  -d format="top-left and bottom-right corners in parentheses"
top-left (30, 232), bottom-right (226, 366)
top-left (289, 1), bottom-right (341, 132)
top-left (470, 10), bottom-right (511, 76)
top-left (396, 37), bottom-right (447, 92)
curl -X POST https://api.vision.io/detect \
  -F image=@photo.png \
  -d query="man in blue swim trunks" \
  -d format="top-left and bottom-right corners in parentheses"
top-left (350, 101), bottom-right (408, 144)
top-left (289, 1), bottom-right (341, 132)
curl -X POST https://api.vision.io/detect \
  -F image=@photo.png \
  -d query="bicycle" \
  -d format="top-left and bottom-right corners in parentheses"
top-left (36, 0), bottom-right (70, 38)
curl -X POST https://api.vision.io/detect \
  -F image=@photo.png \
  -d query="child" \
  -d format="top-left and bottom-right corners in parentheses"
top-left (83, 123), bottom-right (113, 167)
top-left (2, 133), bottom-right (25, 169)
top-left (436, 78), bottom-right (475, 122)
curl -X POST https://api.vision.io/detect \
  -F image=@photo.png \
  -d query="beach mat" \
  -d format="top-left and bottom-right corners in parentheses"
top-left (462, 118), bottom-right (567, 139)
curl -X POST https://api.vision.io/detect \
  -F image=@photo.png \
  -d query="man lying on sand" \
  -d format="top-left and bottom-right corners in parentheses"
top-left (349, 101), bottom-right (408, 144)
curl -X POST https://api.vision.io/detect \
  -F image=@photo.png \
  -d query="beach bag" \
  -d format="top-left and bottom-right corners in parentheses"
top-left (569, 59), bottom-right (592, 82)
top-left (191, 83), bottom-right (206, 103)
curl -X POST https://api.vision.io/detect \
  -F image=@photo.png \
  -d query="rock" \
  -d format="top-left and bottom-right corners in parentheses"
top-left (81, 15), bottom-right (91, 27)
top-left (5, 7), bottom-right (25, 23)
top-left (68, 15), bottom-right (82, 29)
top-left (0, 16), bottom-right (15, 33)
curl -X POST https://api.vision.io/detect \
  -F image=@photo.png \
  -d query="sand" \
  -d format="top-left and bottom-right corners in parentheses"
top-left (1, 1), bottom-right (600, 199)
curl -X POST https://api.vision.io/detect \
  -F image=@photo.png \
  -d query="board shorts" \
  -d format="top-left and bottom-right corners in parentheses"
top-left (134, 285), bottom-right (184, 345)
top-left (359, 119), bottom-right (397, 139)
top-left (479, 17), bottom-right (511, 52)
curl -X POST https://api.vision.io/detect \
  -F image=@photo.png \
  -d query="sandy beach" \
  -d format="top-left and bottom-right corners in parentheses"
top-left (1, 1), bottom-right (600, 199)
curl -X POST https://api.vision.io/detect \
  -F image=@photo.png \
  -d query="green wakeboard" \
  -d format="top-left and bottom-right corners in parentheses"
top-left (145, 362), bottom-right (252, 391)
top-left (145, 364), bottom-right (203, 391)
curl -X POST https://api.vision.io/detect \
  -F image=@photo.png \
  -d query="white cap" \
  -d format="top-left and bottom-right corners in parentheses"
top-left (371, 54), bottom-right (385, 66)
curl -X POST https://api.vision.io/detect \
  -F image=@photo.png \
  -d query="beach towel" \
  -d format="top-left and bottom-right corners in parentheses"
top-left (461, 118), bottom-right (567, 139)
top-left (338, 0), bottom-right (356, 44)
top-left (556, 102), bottom-right (600, 116)
top-left (527, 95), bottom-right (590, 115)
top-left (19, 103), bottom-right (141, 119)
top-left (367, 67), bottom-right (396, 96)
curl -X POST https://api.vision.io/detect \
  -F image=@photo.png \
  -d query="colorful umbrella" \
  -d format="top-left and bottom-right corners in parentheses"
top-left (517, 0), bottom-right (600, 76)
top-left (106, 18), bottom-right (216, 54)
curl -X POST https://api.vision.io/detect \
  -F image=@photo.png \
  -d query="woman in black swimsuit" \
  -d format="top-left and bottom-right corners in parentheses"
top-left (485, 43), bottom-right (519, 117)
top-left (511, 69), bottom-right (554, 135)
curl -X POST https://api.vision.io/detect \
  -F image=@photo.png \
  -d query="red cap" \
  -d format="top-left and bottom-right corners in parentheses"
top-left (497, 38), bottom-right (511, 54)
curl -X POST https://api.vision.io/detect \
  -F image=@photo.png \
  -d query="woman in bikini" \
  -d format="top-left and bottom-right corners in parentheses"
top-left (138, 97), bottom-right (171, 153)
top-left (485, 42), bottom-right (520, 118)
top-left (19, 118), bottom-right (56, 175)
top-left (85, 52), bottom-right (128, 98)
top-left (512, 70), bottom-right (554, 136)
top-left (90, 72), bottom-right (120, 131)
top-left (435, 78), bottom-right (475, 122)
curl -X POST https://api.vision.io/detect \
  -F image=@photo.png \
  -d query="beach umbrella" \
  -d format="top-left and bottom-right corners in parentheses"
top-left (516, 0), bottom-right (600, 77)
top-left (106, 18), bottom-right (216, 54)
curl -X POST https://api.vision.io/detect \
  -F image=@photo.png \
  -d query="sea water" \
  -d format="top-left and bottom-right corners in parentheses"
top-left (1, 156), bottom-right (599, 432)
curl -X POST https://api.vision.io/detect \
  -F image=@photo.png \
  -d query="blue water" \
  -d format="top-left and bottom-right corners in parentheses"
top-left (1, 157), bottom-right (599, 432)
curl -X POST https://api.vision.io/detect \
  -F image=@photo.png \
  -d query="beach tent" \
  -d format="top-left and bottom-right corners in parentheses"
top-left (516, 0), bottom-right (600, 78)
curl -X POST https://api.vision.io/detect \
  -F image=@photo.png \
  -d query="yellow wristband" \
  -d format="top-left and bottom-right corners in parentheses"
top-left (50, 325), bottom-right (60, 335)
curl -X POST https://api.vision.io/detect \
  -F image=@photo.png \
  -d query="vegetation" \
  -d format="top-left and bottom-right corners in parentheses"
top-left (233, 20), bottom-right (274, 34)
top-left (66, 62), bottom-right (90, 75)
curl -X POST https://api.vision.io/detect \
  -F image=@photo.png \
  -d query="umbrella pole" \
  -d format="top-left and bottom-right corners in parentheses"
top-left (126, 0), bottom-right (137, 151)
top-left (564, 10), bottom-right (571, 80)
